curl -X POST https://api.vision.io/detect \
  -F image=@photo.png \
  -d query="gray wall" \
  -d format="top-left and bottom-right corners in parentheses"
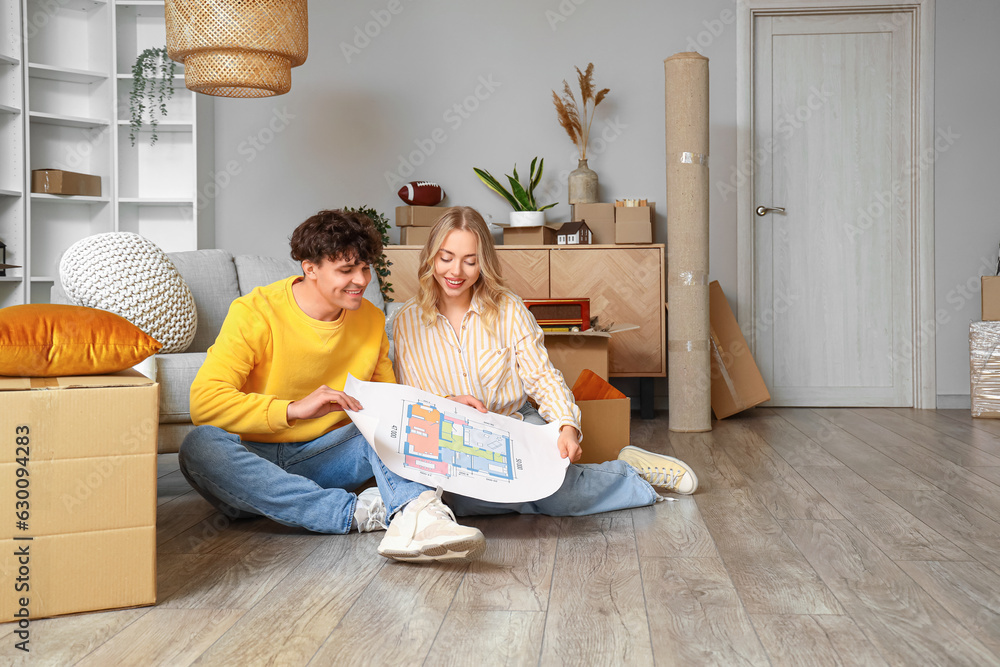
top-left (934, 0), bottom-right (1000, 406)
top-left (209, 0), bottom-right (999, 407)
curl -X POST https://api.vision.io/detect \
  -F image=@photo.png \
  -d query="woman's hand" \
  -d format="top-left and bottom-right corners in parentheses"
top-left (557, 425), bottom-right (582, 462)
top-left (448, 394), bottom-right (489, 413)
top-left (287, 385), bottom-right (362, 421)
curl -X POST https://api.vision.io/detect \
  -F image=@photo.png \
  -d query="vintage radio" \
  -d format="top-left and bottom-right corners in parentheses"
top-left (523, 298), bottom-right (590, 331)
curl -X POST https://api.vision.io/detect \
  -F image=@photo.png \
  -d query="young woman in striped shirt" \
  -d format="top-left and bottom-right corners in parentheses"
top-left (391, 206), bottom-right (698, 516)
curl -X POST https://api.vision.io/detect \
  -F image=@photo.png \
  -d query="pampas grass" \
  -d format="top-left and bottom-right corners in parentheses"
top-left (552, 63), bottom-right (610, 160)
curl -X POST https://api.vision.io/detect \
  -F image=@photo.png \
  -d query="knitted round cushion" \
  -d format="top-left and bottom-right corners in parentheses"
top-left (59, 233), bottom-right (197, 354)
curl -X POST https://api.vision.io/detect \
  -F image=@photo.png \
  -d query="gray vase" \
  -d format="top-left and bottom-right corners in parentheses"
top-left (568, 158), bottom-right (598, 205)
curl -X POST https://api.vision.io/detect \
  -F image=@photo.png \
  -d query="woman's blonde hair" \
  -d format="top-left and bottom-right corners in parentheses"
top-left (415, 206), bottom-right (509, 328)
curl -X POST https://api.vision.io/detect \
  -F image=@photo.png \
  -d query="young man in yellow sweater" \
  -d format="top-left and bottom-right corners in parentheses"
top-left (179, 209), bottom-right (485, 563)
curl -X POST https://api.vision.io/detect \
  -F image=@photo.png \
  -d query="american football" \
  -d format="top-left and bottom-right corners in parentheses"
top-left (397, 181), bottom-right (445, 206)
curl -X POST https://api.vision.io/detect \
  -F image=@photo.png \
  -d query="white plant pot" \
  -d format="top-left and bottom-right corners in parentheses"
top-left (509, 211), bottom-right (545, 227)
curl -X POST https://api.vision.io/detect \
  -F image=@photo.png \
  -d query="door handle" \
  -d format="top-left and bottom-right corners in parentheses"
top-left (755, 205), bottom-right (786, 217)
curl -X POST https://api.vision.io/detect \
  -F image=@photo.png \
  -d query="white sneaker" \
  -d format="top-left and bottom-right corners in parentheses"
top-left (378, 488), bottom-right (485, 562)
top-left (354, 487), bottom-right (387, 533)
top-left (618, 445), bottom-right (699, 494)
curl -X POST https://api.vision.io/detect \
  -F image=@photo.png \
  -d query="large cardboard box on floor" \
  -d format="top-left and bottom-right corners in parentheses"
top-left (708, 281), bottom-right (771, 418)
top-left (572, 370), bottom-right (630, 464)
top-left (0, 370), bottom-right (158, 622)
top-left (982, 276), bottom-right (1000, 321)
top-left (543, 323), bottom-right (639, 387)
top-left (571, 203), bottom-right (615, 244)
top-left (395, 206), bottom-right (452, 227)
top-left (30, 169), bottom-right (101, 197)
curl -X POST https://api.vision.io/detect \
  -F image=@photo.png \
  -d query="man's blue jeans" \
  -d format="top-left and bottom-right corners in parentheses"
top-left (445, 404), bottom-right (660, 517)
top-left (178, 422), bottom-right (431, 534)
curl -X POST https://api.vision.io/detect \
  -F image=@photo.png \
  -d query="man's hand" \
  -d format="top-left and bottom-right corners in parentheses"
top-left (557, 425), bottom-right (582, 462)
top-left (287, 385), bottom-right (362, 421)
top-left (449, 394), bottom-right (488, 413)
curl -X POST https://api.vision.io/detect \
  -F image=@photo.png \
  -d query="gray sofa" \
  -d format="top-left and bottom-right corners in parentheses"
top-left (55, 249), bottom-right (390, 454)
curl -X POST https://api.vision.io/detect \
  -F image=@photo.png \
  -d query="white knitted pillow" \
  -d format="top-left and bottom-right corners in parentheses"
top-left (59, 233), bottom-right (197, 354)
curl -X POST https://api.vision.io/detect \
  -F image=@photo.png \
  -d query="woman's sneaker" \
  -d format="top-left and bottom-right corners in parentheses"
top-left (354, 487), bottom-right (387, 533)
top-left (618, 445), bottom-right (699, 494)
top-left (378, 488), bottom-right (485, 562)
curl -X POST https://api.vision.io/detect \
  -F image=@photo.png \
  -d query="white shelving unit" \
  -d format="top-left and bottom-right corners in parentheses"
top-left (0, 0), bottom-right (25, 306)
top-left (0, 0), bottom-right (212, 306)
top-left (115, 0), bottom-right (212, 255)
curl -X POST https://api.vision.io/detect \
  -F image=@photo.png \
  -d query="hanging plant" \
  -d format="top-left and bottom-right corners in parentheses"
top-left (130, 47), bottom-right (177, 147)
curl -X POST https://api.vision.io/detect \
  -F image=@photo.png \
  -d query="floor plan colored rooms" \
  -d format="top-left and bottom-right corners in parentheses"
top-left (402, 402), bottom-right (513, 480)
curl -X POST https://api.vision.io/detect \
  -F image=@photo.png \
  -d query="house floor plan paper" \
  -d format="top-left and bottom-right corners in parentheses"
top-left (344, 375), bottom-right (569, 502)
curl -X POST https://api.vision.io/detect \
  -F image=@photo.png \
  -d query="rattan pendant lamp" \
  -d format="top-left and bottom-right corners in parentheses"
top-left (165, 0), bottom-right (308, 98)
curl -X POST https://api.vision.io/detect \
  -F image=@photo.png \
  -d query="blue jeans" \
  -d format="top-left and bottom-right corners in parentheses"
top-left (445, 404), bottom-right (659, 517)
top-left (178, 423), bottom-right (432, 534)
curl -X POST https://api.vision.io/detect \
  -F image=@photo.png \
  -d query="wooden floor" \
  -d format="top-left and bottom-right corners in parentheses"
top-left (4, 407), bottom-right (1000, 666)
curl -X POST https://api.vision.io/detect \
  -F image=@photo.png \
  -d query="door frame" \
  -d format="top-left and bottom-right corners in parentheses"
top-left (736, 0), bottom-right (936, 408)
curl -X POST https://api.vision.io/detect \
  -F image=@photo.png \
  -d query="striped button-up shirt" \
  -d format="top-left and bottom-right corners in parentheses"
top-left (392, 291), bottom-right (582, 434)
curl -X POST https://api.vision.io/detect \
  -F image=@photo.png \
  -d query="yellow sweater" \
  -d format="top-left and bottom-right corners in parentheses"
top-left (190, 276), bottom-right (395, 442)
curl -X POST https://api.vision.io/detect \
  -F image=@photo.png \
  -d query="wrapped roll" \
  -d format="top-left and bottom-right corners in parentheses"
top-left (665, 52), bottom-right (711, 432)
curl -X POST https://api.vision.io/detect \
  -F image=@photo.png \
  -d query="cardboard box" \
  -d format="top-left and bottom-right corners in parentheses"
top-left (572, 203), bottom-right (615, 244)
top-left (572, 370), bottom-right (630, 464)
top-left (31, 169), bottom-right (101, 197)
top-left (615, 203), bottom-right (655, 224)
top-left (544, 323), bottom-right (639, 387)
top-left (708, 281), bottom-right (771, 418)
top-left (615, 203), bottom-right (655, 244)
top-left (501, 225), bottom-right (557, 246)
top-left (0, 370), bottom-right (158, 621)
top-left (982, 276), bottom-right (1000, 321)
top-left (399, 226), bottom-right (432, 246)
top-left (971, 321), bottom-right (1000, 417)
top-left (395, 206), bottom-right (452, 227)
top-left (615, 221), bottom-right (653, 244)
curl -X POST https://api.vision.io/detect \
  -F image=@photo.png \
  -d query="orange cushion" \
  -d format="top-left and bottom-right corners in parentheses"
top-left (0, 304), bottom-right (162, 377)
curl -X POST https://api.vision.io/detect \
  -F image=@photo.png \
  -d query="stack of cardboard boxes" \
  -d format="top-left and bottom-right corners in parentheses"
top-left (395, 206), bottom-right (453, 246)
top-left (566, 202), bottom-right (655, 245)
top-left (0, 371), bottom-right (158, 621)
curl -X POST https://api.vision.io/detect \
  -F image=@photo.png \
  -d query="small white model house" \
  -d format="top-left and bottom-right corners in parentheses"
top-left (556, 221), bottom-right (593, 245)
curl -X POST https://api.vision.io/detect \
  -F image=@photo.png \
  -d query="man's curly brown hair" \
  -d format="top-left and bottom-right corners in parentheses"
top-left (289, 209), bottom-right (383, 267)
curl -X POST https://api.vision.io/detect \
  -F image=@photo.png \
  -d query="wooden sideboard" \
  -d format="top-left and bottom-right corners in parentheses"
top-left (384, 244), bottom-right (666, 415)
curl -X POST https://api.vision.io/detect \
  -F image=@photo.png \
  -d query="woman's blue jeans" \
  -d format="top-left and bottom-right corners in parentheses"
top-left (178, 423), bottom-right (431, 534)
top-left (444, 404), bottom-right (659, 517)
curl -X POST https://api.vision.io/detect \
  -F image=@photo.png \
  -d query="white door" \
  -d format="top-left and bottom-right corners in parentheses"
top-left (751, 12), bottom-right (914, 406)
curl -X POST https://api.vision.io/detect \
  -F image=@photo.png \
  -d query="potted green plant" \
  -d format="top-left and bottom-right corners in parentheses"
top-left (129, 46), bottom-right (177, 147)
top-left (473, 157), bottom-right (557, 227)
top-left (345, 205), bottom-right (394, 302)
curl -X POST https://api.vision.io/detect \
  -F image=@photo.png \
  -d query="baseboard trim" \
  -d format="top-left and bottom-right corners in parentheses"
top-left (936, 394), bottom-right (971, 410)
